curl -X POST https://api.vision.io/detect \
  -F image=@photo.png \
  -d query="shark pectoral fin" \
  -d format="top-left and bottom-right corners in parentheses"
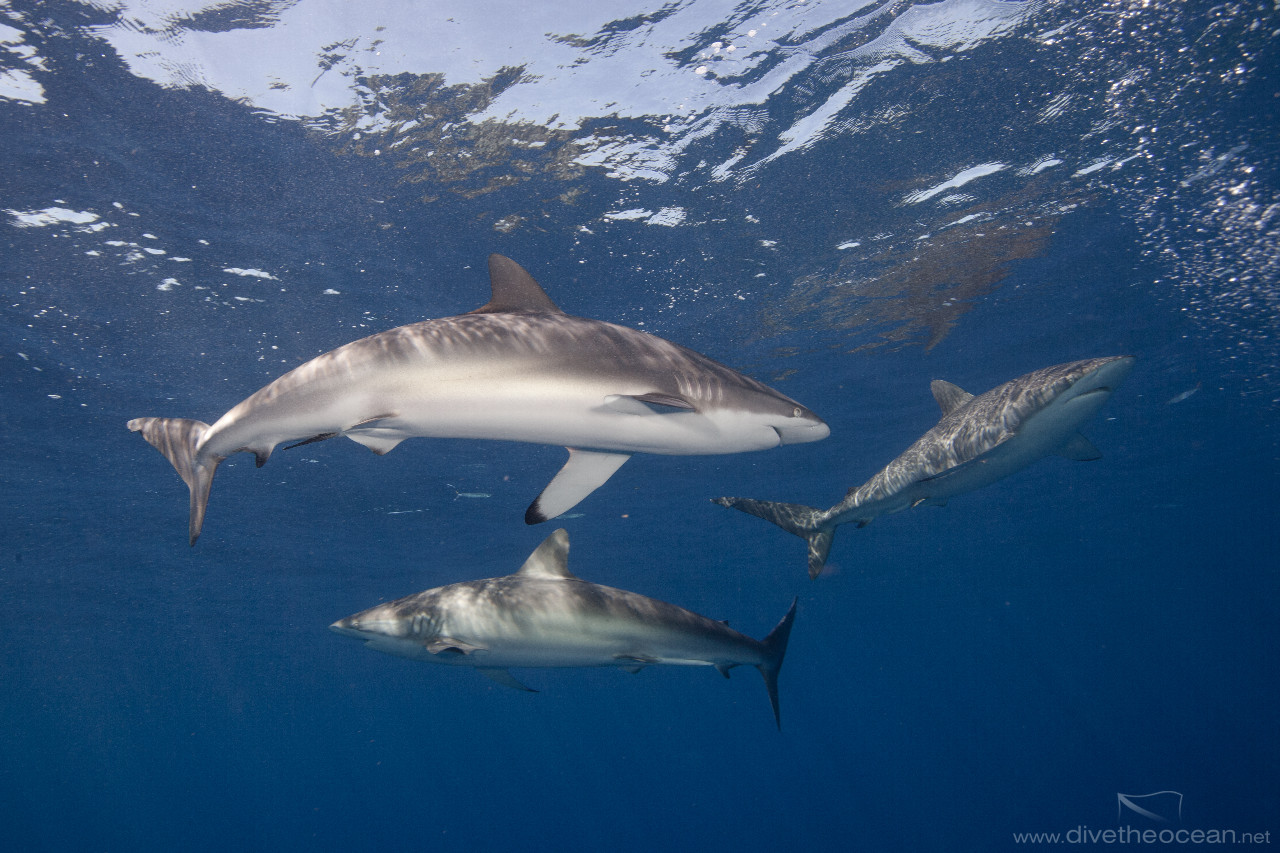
top-left (525, 448), bottom-right (631, 524)
top-left (479, 668), bottom-right (538, 692)
top-left (603, 392), bottom-right (696, 415)
top-left (1058, 432), bottom-right (1102, 461)
top-left (425, 637), bottom-right (487, 655)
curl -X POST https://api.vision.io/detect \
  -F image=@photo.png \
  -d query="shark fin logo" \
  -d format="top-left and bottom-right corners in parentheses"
top-left (1117, 791), bottom-right (1183, 823)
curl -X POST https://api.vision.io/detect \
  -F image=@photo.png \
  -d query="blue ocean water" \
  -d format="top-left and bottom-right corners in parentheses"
top-left (2, 1), bottom-right (1277, 850)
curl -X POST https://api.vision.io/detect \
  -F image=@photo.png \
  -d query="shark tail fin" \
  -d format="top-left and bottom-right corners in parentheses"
top-left (127, 417), bottom-right (220, 546)
top-left (712, 497), bottom-right (837, 579)
top-left (757, 597), bottom-right (798, 730)
top-left (804, 528), bottom-right (836, 580)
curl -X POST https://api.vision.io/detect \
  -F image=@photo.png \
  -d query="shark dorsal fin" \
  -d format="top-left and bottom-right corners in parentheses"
top-left (515, 528), bottom-right (578, 580)
top-left (468, 254), bottom-right (564, 315)
top-left (930, 379), bottom-right (974, 417)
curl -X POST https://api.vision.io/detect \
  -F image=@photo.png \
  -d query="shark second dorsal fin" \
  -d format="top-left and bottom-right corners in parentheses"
top-left (515, 528), bottom-right (578, 580)
top-left (468, 254), bottom-right (564, 315)
top-left (930, 379), bottom-right (974, 417)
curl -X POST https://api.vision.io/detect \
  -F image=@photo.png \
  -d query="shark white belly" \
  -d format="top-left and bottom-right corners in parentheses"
top-left (330, 529), bottom-right (798, 728)
top-left (128, 255), bottom-right (828, 544)
top-left (714, 356), bottom-right (1135, 578)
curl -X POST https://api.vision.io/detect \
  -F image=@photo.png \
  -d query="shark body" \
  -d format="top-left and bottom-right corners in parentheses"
top-left (128, 255), bottom-right (828, 543)
top-left (714, 356), bottom-right (1135, 578)
top-left (331, 529), bottom-right (798, 727)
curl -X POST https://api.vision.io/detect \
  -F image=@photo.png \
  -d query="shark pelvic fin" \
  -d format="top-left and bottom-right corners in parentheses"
top-left (525, 448), bottom-right (631, 524)
top-left (930, 379), bottom-right (974, 417)
top-left (479, 668), bottom-right (538, 692)
top-left (127, 417), bottom-right (220, 546)
top-left (515, 529), bottom-right (577, 580)
top-left (345, 431), bottom-right (405, 455)
top-left (468, 254), bottom-right (564, 315)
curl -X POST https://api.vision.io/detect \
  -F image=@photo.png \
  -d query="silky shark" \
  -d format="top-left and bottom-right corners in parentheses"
top-left (714, 356), bottom-right (1135, 578)
top-left (330, 529), bottom-right (798, 728)
top-left (128, 255), bottom-right (828, 544)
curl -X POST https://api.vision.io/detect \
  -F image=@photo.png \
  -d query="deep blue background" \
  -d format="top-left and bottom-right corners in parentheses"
top-left (2, 1), bottom-right (1276, 850)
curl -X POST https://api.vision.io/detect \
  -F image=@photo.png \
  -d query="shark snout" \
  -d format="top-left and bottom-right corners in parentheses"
top-left (1076, 355), bottom-right (1136, 396)
top-left (775, 414), bottom-right (830, 445)
top-left (329, 617), bottom-right (365, 639)
top-left (331, 604), bottom-right (413, 641)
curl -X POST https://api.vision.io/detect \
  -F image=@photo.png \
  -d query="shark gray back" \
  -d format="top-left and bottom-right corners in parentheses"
top-left (330, 529), bottom-right (798, 728)
top-left (715, 356), bottom-right (1134, 578)
top-left (129, 254), bottom-right (828, 544)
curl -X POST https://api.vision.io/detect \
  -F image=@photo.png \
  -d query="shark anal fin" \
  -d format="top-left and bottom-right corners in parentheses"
top-left (479, 668), bottom-right (538, 692)
top-left (233, 445), bottom-right (275, 468)
top-left (714, 664), bottom-right (733, 680)
top-left (526, 448), bottom-right (631, 524)
top-left (1058, 432), bottom-right (1102, 461)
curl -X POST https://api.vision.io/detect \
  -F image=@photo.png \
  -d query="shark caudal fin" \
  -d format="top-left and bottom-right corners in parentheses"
top-left (127, 417), bottom-right (220, 546)
top-left (757, 597), bottom-right (798, 730)
top-left (712, 497), bottom-right (836, 579)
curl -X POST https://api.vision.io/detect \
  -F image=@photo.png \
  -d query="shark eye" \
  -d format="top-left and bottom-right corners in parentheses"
top-left (792, 407), bottom-right (803, 418)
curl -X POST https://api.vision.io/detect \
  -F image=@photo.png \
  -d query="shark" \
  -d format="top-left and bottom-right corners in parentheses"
top-left (714, 356), bottom-right (1135, 578)
top-left (330, 529), bottom-right (799, 728)
top-left (128, 254), bottom-right (828, 544)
